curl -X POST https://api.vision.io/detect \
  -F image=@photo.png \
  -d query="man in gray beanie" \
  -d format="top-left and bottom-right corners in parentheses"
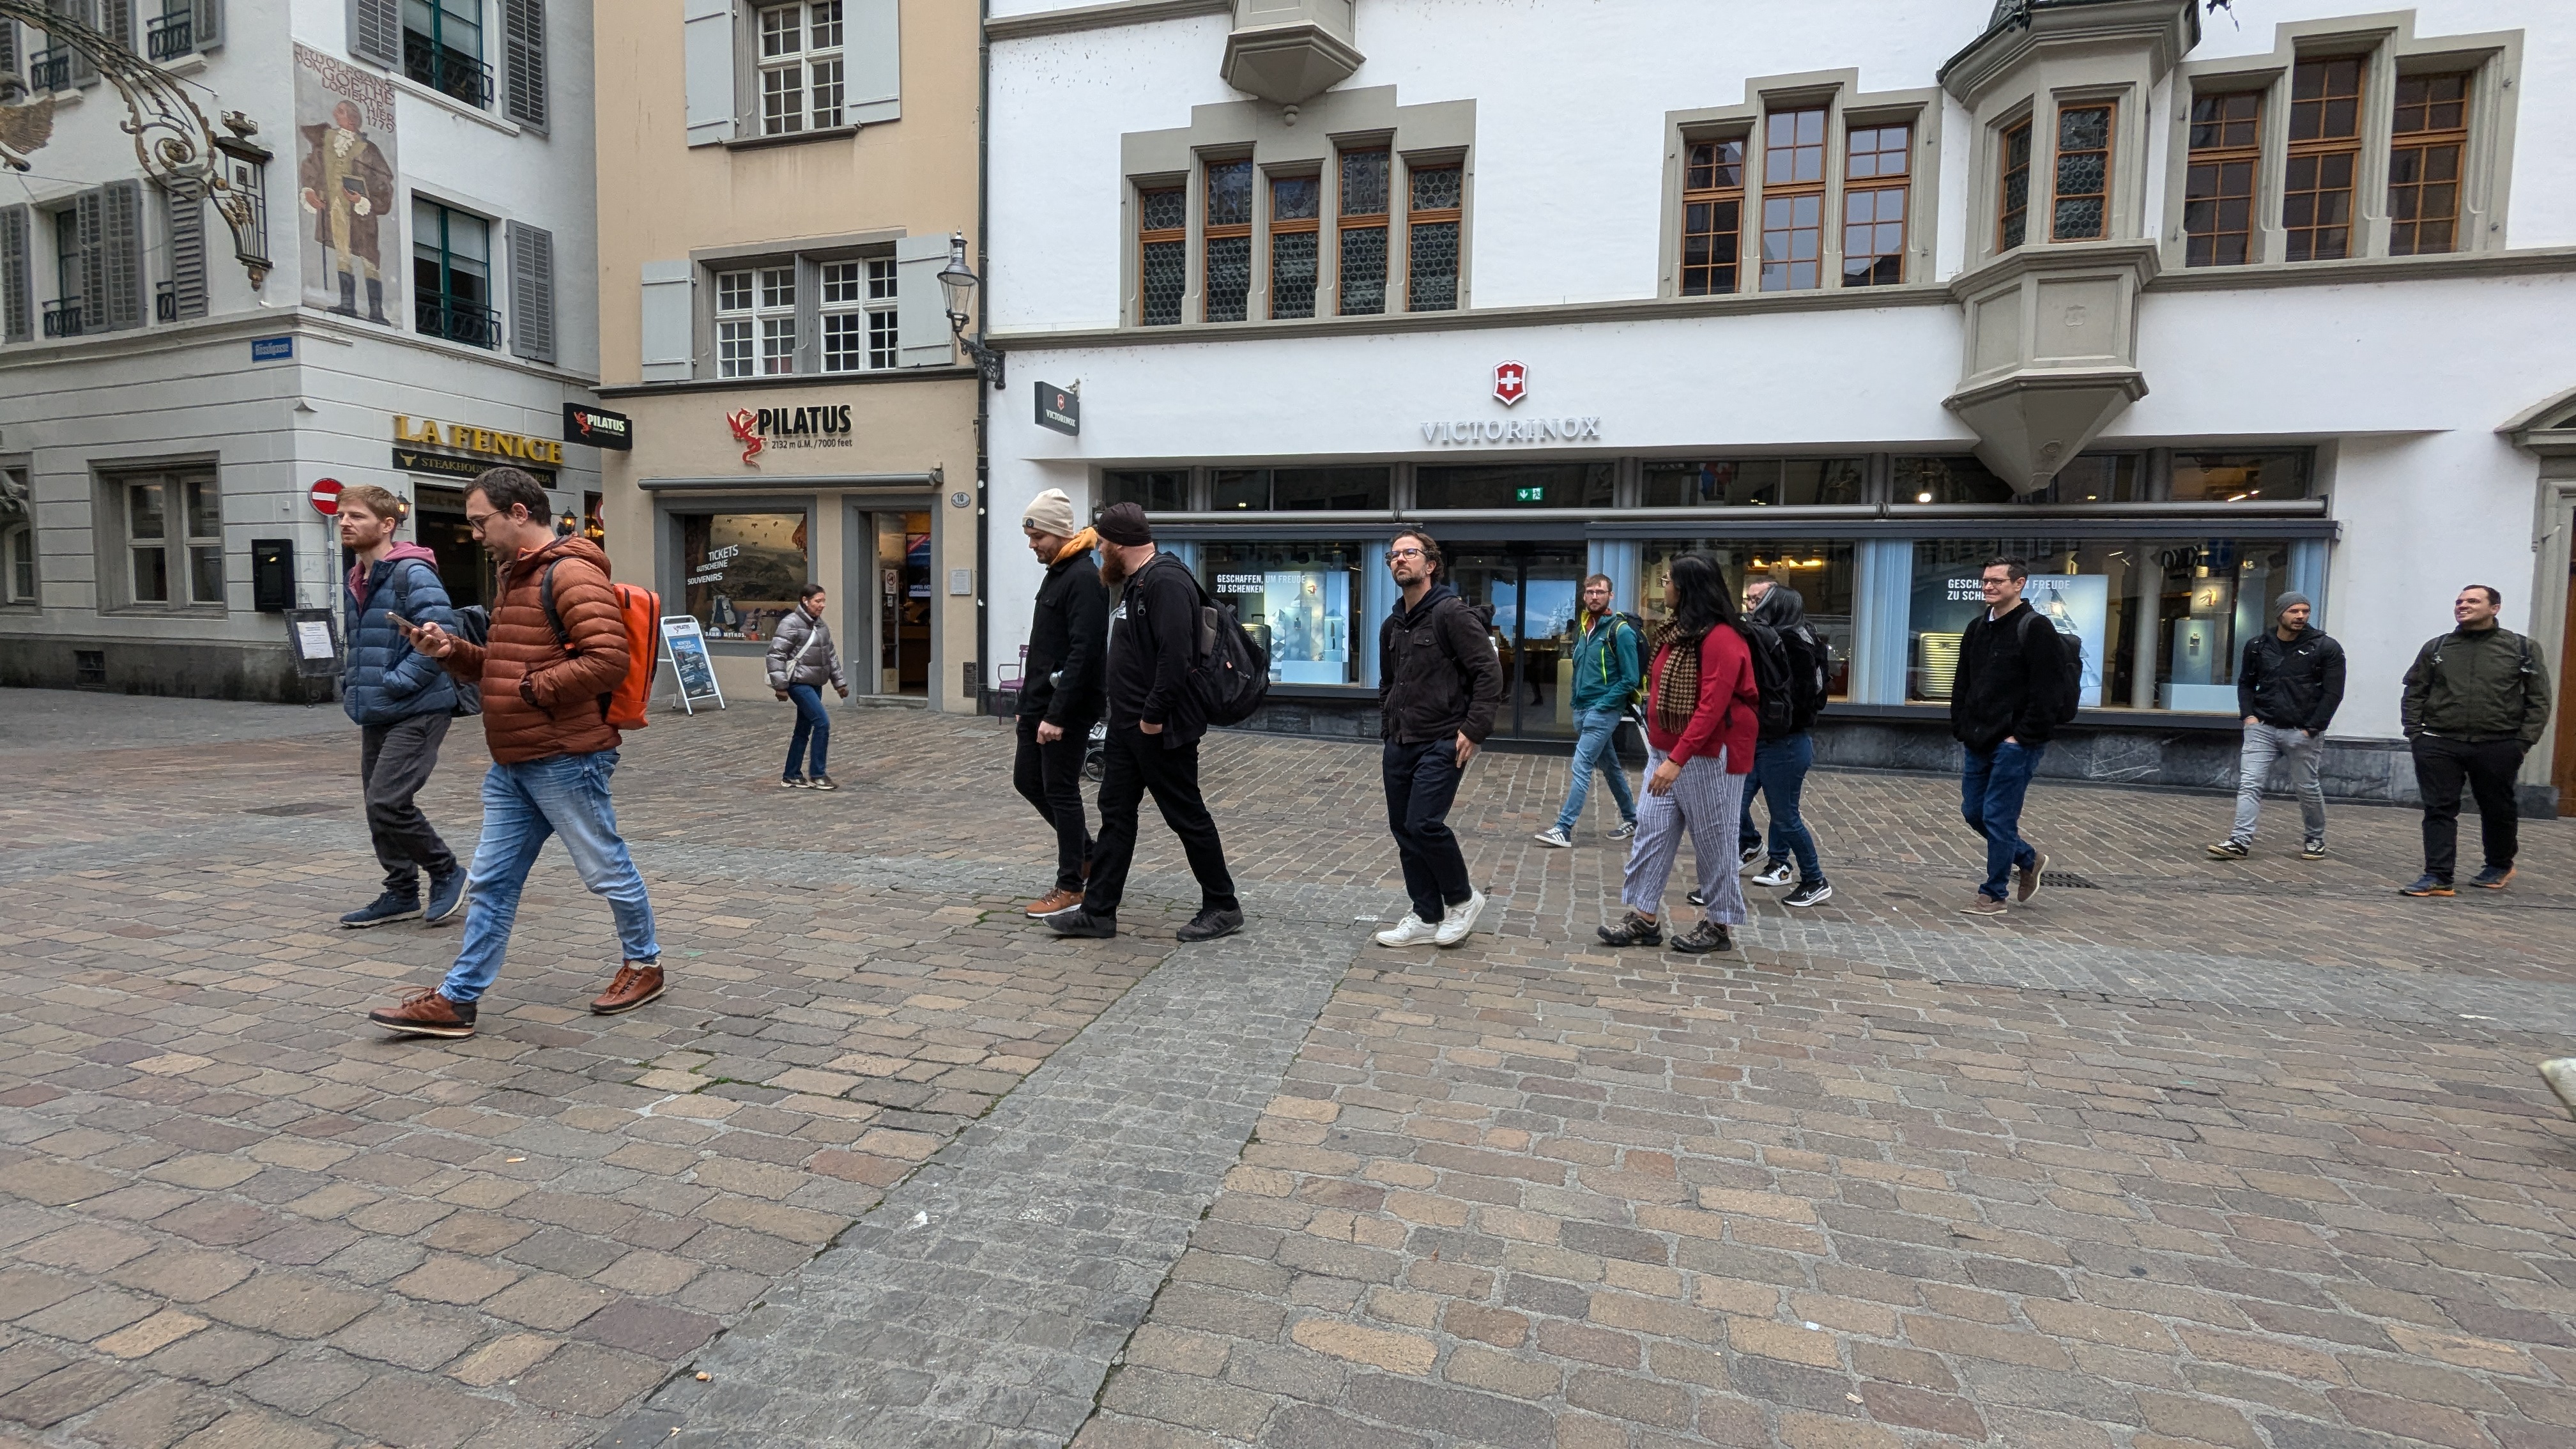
top-left (2208, 592), bottom-right (2343, 860)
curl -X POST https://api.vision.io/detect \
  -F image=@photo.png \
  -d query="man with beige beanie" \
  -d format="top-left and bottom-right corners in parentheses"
top-left (1015, 489), bottom-right (1108, 916)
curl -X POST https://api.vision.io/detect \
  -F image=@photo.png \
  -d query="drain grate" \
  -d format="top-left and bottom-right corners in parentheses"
top-left (2039, 871), bottom-right (2099, 889)
top-left (243, 802), bottom-right (343, 817)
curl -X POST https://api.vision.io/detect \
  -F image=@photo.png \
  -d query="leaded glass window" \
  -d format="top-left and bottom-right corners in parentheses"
top-left (1337, 150), bottom-right (1390, 316)
top-left (1270, 173), bottom-right (1320, 319)
top-left (1138, 186), bottom-right (1185, 326)
top-left (1998, 118), bottom-right (2032, 250)
top-left (2052, 104), bottom-right (2112, 241)
top-left (1205, 160), bottom-right (1254, 322)
top-left (1407, 162), bottom-right (1461, 312)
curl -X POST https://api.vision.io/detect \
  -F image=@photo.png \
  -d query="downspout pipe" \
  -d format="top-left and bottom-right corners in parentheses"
top-left (973, 0), bottom-right (993, 713)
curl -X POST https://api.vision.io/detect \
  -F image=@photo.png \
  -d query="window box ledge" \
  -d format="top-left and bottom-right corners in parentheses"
top-left (2150, 245), bottom-right (2576, 291)
top-left (723, 125), bottom-right (862, 153)
top-left (384, 69), bottom-right (523, 138)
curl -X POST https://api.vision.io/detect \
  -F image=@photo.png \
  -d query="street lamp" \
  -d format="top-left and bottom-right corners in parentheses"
top-left (936, 232), bottom-right (1005, 391)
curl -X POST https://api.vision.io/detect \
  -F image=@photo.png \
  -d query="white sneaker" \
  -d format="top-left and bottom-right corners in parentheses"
top-left (1751, 861), bottom-right (1795, 888)
top-left (1533, 827), bottom-right (1573, 848)
top-left (1373, 913), bottom-right (1439, 948)
top-left (1434, 891), bottom-right (1487, 947)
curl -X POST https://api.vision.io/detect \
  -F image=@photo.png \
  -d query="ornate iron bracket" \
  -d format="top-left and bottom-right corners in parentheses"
top-left (0, 0), bottom-right (272, 286)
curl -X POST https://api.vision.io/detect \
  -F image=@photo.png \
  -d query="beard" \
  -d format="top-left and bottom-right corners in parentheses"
top-left (1099, 548), bottom-right (1131, 590)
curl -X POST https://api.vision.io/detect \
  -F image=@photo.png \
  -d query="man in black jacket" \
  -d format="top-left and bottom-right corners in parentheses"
top-left (2209, 592), bottom-right (2344, 861)
top-left (1015, 489), bottom-right (1108, 917)
top-left (1041, 503), bottom-right (1243, 943)
top-left (1372, 531), bottom-right (1504, 949)
top-left (1951, 556), bottom-right (2070, 916)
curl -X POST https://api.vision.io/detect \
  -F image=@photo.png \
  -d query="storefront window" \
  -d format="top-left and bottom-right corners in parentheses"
top-left (681, 512), bottom-right (808, 641)
top-left (1210, 468), bottom-right (1391, 512)
top-left (2024, 453), bottom-right (2144, 504)
top-left (1894, 455), bottom-right (2014, 505)
top-left (1641, 458), bottom-right (1864, 507)
top-left (2172, 450), bottom-right (2311, 502)
top-left (1103, 470), bottom-right (1189, 513)
top-left (1905, 536), bottom-right (2297, 712)
top-left (1200, 540), bottom-right (1363, 686)
top-left (1416, 463), bottom-right (1614, 510)
top-left (1640, 540), bottom-right (1857, 698)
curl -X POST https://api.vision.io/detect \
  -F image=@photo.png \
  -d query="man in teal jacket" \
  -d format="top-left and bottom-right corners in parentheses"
top-left (1535, 574), bottom-right (1641, 847)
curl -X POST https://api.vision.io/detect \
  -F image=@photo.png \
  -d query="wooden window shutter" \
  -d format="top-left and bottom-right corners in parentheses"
top-left (1, 205), bottom-right (30, 344)
top-left (681, 0), bottom-right (735, 147)
top-left (164, 177), bottom-right (207, 321)
top-left (506, 220), bottom-right (555, 364)
top-left (638, 259), bottom-right (694, 381)
top-left (54, 0), bottom-right (100, 86)
top-left (194, 0), bottom-right (221, 49)
top-left (0, 22), bottom-right (17, 81)
top-left (100, 181), bottom-right (143, 330)
top-left (843, 0), bottom-right (900, 125)
top-left (502, 0), bottom-right (546, 131)
top-left (98, 0), bottom-right (130, 52)
top-left (347, 0), bottom-right (399, 67)
top-left (892, 234), bottom-right (952, 368)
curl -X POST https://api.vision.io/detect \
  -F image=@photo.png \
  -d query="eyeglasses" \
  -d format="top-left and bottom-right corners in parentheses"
top-left (1977, 577), bottom-right (2012, 590)
top-left (1384, 546), bottom-right (1425, 562)
top-left (464, 510), bottom-right (499, 535)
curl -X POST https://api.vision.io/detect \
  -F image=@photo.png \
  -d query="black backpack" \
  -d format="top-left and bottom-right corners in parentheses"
top-left (1740, 620), bottom-right (1797, 740)
top-left (1140, 555), bottom-right (1271, 728)
top-left (450, 602), bottom-right (489, 717)
top-left (1778, 620), bottom-right (1827, 733)
top-left (2015, 608), bottom-right (2082, 725)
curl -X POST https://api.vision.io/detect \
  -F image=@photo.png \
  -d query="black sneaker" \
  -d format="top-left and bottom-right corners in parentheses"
top-left (2398, 874), bottom-right (2454, 898)
top-left (1671, 921), bottom-right (1732, 954)
top-left (1737, 845), bottom-right (1762, 873)
top-left (1176, 906), bottom-right (1244, 942)
top-left (341, 891), bottom-right (422, 929)
top-left (424, 870), bottom-right (468, 926)
top-left (1782, 880), bottom-right (1833, 908)
top-left (2206, 840), bottom-right (2250, 859)
top-left (2301, 839), bottom-right (2328, 861)
top-left (1041, 906), bottom-right (1117, 937)
top-left (2471, 865), bottom-right (2515, 891)
top-left (808, 774), bottom-right (838, 792)
top-left (1596, 912), bottom-right (1664, 947)
top-left (780, 776), bottom-right (808, 790)
top-left (1685, 887), bottom-right (1705, 908)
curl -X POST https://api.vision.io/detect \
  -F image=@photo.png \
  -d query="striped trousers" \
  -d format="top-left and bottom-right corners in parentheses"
top-left (1621, 745), bottom-right (1749, 926)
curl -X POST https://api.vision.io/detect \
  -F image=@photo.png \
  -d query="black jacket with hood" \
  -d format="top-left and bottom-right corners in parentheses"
top-left (1378, 581), bottom-right (1504, 745)
top-left (1105, 551), bottom-right (1209, 747)
top-left (1020, 539), bottom-right (1108, 727)
top-left (1749, 586), bottom-right (1828, 737)
top-left (2237, 624), bottom-right (2345, 732)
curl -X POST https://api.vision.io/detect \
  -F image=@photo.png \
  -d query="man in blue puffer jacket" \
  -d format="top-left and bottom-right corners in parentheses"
top-left (337, 485), bottom-right (466, 929)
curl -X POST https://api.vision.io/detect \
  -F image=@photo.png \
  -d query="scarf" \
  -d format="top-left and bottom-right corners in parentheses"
top-left (1648, 620), bottom-right (1706, 736)
top-left (1053, 526), bottom-right (1099, 565)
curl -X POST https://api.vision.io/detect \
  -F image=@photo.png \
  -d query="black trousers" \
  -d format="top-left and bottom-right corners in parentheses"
top-left (1384, 737), bottom-right (1473, 923)
top-left (1014, 715), bottom-right (1095, 893)
top-left (2412, 735), bottom-right (2525, 880)
top-left (360, 714), bottom-right (458, 895)
top-left (1081, 724), bottom-right (1237, 919)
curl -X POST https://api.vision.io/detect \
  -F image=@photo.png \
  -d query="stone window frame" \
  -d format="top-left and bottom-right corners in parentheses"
top-left (1658, 71), bottom-right (1945, 300)
top-left (1966, 78), bottom-right (2149, 263)
top-left (0, 456), bottom-right (33, 610)
top-left (688, 230), bottom-right (904, 380)
top-left (1118, 87), bottom-right (1476, 332)
top-left (2159, 13), bottom-right (2522, 272)
top-left (93, 457), bottom-right (226, 617)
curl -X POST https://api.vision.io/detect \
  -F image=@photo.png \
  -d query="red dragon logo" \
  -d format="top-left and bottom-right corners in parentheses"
top-left (726, 408), bottom-right (764, 465)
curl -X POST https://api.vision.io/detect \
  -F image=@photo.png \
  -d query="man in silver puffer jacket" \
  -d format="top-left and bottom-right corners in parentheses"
top-left (765, 583), bottom-right (850, 788)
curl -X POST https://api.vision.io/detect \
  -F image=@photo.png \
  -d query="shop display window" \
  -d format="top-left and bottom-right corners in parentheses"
top-left (1416, 463), bottom-right (1614, 511)
top-left (2171, 450), bottom-right (2311, 502)
top-left (681, 512), bottom-right (808, 641)
top-left (1894, 456), bottom-right (2014, 505)
top-left (1641, 457), bottom-right (1864, 507)
top-left (2022, 453), bottom-right (2144, 505)
top-left (1640, 540), bottom-right (1857, 699)
top-left (1211, 468), bottom-right (1391, 512)
top-left (1905, 536), bottom-right (2297, 712)
top-left (1102, 470), bottom-right (1188, 514)
top-left (1200, 540), bottom-right (1363, 686)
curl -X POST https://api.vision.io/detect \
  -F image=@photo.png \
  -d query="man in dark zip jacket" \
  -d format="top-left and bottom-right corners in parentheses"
top-left (2398, 584), bottom-right (2556, 895)
top-left (1041, 503), bottom-right (1242, 943)
top-left (1013, 489), bottom-right (1108, 918)
top-left (335, 484), bottom-right (466, 930)
top-left (1951, 557), bottom-right (2070, 915)
top-left (1371, 530), bottom-right (1503, 949)
top-left (2209, 592), bottom-right (2343, 861)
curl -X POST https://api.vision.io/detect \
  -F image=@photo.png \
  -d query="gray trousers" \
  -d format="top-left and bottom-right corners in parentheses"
top-left (1621, 746), bottom-right (1748, 926)
top-left (361, 714), bottom-right (459, 894)
top-left (2230, 721), bottom-right (2326, 844)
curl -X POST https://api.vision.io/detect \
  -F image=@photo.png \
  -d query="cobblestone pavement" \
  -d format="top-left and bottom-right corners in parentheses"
top-left (2, 687), bottom-right (2573, 1449)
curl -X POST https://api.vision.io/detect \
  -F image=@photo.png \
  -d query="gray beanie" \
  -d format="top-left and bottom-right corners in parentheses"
top-left (1020, 488), bottom-right (1078, 538)
top-left (2273, 591), bottom-right (2312, 621)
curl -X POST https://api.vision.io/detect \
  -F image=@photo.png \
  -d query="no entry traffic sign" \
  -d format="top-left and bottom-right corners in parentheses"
top-left (309, 479), bottom-right (343, 516)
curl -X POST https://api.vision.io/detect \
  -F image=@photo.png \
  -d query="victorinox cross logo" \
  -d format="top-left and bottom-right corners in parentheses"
top-left (1492, 360), bottom-right (1528, 408)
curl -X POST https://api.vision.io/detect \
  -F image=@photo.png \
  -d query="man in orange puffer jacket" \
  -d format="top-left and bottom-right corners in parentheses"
top-left (365, 466), bottom-right (664, 1039)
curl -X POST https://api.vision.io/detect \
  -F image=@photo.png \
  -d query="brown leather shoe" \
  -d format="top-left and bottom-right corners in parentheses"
top-left (368, 988), bottom-right (477, 1038)
top-left (1026, 887), bottom-right (1083, 917)
top-left (592, 962), bottom-right (665, 1015)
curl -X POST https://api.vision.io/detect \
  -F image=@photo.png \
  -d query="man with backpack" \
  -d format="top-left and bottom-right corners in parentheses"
top-left (1372, 530), bottom-right (1504, 948)
top-left (1952, 556), bottom-right (2073, 917)
top-left (335, 484), bottom-right (467, 930)
top-left (2398, 584), bottom-right (2554, 896)
top-left (2207, 592), bottom-right (2343, 861)
top-left (1534, 574), bottom-right (1639, 850)
top-left (1738, 583), bottom-right (1833, 907)
top-left (367, 466), bottom-right (665, 1037)
top-left (1040, 502), bottom-right (1243, 943)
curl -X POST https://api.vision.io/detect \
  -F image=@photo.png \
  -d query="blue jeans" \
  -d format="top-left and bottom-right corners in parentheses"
top-left (1554, 707), bottom-right (1637, 833)
top-left (784, 683), bottom-right (831, 779)
top-left (442, 751), bottom-right (659, 1003)
top-left (1961, 740), bottom-right (2044, 901)
top-left (1744, 734), bottom-right (1823, 883)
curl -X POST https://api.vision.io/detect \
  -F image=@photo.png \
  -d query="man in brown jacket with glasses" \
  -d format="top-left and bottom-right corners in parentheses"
top-left (365, 466), bottom-right (664, 1039)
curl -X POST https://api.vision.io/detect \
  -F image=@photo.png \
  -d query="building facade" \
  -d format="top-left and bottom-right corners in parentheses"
top-left (590, 0), bottom-right (983, 714)
top-left (981, 0), bottom-right (2576, 809)
top-left (0, 0), bottom-right (602, 700)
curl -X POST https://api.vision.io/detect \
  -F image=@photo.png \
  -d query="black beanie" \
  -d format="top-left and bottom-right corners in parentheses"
top-left (1096, 502), bottom-right (1154, 546)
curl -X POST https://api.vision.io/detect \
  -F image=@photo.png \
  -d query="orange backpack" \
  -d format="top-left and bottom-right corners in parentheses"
top-left (540, 560), bottom-right (661, 732)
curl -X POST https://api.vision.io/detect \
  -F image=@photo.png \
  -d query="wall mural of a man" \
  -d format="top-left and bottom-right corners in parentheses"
top-left (293, 47), bottom-right (401, 326)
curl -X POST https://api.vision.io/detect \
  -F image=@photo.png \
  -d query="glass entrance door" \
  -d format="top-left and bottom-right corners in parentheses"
top-left (1445, 543), bottom-right (1586, 739)
top-left (872, 511), bottom-right (931, 696)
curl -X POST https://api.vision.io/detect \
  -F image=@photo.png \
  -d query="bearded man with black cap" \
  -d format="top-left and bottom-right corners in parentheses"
top-left (1039, 501), bottom-right (1245, 942)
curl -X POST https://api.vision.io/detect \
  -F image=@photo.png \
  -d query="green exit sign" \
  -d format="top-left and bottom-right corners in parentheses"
top-left (1515, 486), bottom-right (1545, 502)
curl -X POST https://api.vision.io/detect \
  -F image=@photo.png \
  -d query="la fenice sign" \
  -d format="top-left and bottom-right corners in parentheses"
top-left (1420, 361), bottom-right (1601, 447)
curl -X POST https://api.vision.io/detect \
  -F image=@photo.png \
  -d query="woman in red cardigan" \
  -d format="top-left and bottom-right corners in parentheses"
top-left (1598, 553), bottom-right (1759, 954)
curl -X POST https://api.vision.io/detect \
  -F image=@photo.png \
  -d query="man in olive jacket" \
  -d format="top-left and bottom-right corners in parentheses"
top-left (2399, 584), bottom-right (2556, 895)
top-left (1372, 530), bottom-right (1503, 949)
